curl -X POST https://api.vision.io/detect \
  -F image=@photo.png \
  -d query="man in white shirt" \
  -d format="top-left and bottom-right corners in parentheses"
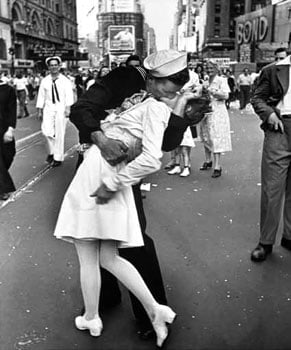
top-left (13, 73), bottom-right (29, 118)
top-left (251, 55), bottom-right (291, 262)
top-left (36, 56), bottom-right (74, 167)
top-left (237, 68), bottom-right (252, 110)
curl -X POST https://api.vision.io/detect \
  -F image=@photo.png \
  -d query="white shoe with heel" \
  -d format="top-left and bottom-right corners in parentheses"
top-left (75, 315), bottom-right (103, 337)
top-left (180, 166), bottom-right (191, 177)
top-left (151, 305), bottom-right (177, 347)
top-left (167, 165), bottom-right (181, 175)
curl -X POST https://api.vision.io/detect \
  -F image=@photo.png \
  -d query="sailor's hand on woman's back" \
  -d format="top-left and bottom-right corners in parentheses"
top-left (91, 131), bottom-right (129, 166)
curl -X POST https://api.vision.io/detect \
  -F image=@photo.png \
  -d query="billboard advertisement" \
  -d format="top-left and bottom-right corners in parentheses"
top-left (105, 0), bottom-right (135, 12)
top-left (108, 25), bottom-right (135, 51)
top-left (236, 6), bottom-right (273, 46)
top-left (114, 0), bottom-right (135, 12)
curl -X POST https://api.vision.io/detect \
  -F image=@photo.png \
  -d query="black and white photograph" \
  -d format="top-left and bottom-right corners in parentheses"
top-left (1, 0), bottom-right (291, 349)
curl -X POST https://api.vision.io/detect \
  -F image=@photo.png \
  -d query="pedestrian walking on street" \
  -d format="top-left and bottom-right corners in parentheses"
top-left (36, 56), bottom-right (74, 167)
top-left (13, 72), bottom-right (29, 118)
top-left (199, 60), bottom-right (232, 178)
top-left (237, 68), bottom-right (252, 110)
top-left (250, 54), bottom-right (291, 262)
top-left (166, 60), bottom-right (200, 176)
top-left (0, 77), bottom-right (17, 201)
top-left (225, 69), bottom-right (237, 109)
top-left (54, 50), bottom-right (195, 347)
top-left (167, 126), bottom-right (195, 177)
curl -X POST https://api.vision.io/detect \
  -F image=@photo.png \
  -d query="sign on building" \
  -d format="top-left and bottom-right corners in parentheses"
top-left (114, 0), bottom-right (135, 12)
top-left (211, 57), bottom-right (231, 67)
top-left (239, 44), bottom-right (251, 63)
top-left (14, 59), bottom-right (34, 68)
top-left (236, 6), bottom-right (273, 46)
top-left (108, 25), bottom-right (135, 51)
top-left (105, 0), bottom-right (135, 12)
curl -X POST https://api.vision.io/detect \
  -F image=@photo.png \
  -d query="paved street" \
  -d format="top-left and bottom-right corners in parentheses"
top-left (1, 103), bottom-right (291, 350)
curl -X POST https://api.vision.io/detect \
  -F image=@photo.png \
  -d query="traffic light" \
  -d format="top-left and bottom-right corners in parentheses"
top-left (8, 47), bottom-right (15, 55)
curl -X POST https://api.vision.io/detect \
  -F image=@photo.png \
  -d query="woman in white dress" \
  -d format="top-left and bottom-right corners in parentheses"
top-left (166, 68), bottom-right (200, 177)
top-left (167, 127), bottom-right (195, 177)
top-left (199, 60), bottom-right (232, 178)
top-left (54, 50), bottom-right (195, 347)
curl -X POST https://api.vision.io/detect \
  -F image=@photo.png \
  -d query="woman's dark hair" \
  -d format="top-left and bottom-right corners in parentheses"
top-left (165, 67), bottom-right (189, 86)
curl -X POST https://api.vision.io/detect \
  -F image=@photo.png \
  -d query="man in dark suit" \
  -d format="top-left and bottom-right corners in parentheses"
top-left (251, 54), bottom-right (291, 262)
top-left (70, 65), bottom-right (190, 338)
top-left (0, 78), bottom-right (17, 201)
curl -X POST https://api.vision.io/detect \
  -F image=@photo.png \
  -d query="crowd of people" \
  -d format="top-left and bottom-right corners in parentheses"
top-left (1, 46), bottom-right (291, 348)
top-left (0, 54), bottom-right (144, 199)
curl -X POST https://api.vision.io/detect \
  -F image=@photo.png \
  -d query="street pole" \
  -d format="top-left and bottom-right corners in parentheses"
top-left (8, 47), bottom-right (15, 76)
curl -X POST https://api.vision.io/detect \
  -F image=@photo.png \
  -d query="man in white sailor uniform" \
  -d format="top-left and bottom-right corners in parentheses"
top-left (36, 56), bottom-right (74, 167)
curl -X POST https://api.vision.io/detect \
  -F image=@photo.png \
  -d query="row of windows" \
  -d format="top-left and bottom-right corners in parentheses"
top-left (65, 24), bottom-right (77, 41)
top-left (31, 0), bottom-right (74, 18)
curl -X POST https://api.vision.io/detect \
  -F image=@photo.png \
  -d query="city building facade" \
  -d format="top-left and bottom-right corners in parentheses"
top-left (236, 0), bottom-right (291, 67)
top-left (96, 0), bottom-right (155, 65)
top-left (0, 1), bottom-right (13, 73)
top-left (171, 0), bottom-right (289, 69)
top-left (1, 0), bottom-right (80, 74)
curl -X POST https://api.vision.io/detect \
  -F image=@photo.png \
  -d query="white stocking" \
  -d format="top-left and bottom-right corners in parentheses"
top-left (100, 240), bottom-right (158, 319)
top-left (74, 240), bottom-right (101, 320)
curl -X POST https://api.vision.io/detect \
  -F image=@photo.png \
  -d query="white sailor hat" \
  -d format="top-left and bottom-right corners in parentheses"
top-left (143, 50), bottom-right (187, 78)
top-left (45, 56), bottom-right (62, 66)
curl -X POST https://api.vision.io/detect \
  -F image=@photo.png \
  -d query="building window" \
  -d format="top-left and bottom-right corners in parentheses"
top-left (0, 39), bottom-right (7, 60)
top-left (214, 28), bottom-right (220, 37)
top-left (31, 12), bottom-right (40, 31)
top-left (214, 17), bottom-right (220, 25)
top-left (215, 4), bottom-right (221, 13)
top-left (288, 8), bottom-right (291, 19)
top-left (47, 19), bottom-right (54, 35)
top-left (56, 3), bottom-right (59, 12)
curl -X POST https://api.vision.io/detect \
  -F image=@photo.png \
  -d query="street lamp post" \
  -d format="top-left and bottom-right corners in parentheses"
top-left (8, 47), bottom-right (15, 76)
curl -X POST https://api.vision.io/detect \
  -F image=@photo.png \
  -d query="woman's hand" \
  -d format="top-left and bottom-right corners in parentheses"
top-left (162, 91), bottom-right (198, 117)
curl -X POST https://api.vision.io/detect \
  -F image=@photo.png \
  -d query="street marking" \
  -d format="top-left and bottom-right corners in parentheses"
top-left (0, 144), bottom-right (79, 210)
top-left (16, 130), bottom-right (42, 147)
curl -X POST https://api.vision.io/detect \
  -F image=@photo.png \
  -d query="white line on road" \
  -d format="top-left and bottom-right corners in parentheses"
top-left (0, 144), bottom-right (79, 210)
top-left (16, 130), bottom-right (42, 147)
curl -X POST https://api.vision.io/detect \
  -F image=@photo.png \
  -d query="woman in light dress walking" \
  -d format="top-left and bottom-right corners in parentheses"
top-left (199, 60), bottom-right (232, 178)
